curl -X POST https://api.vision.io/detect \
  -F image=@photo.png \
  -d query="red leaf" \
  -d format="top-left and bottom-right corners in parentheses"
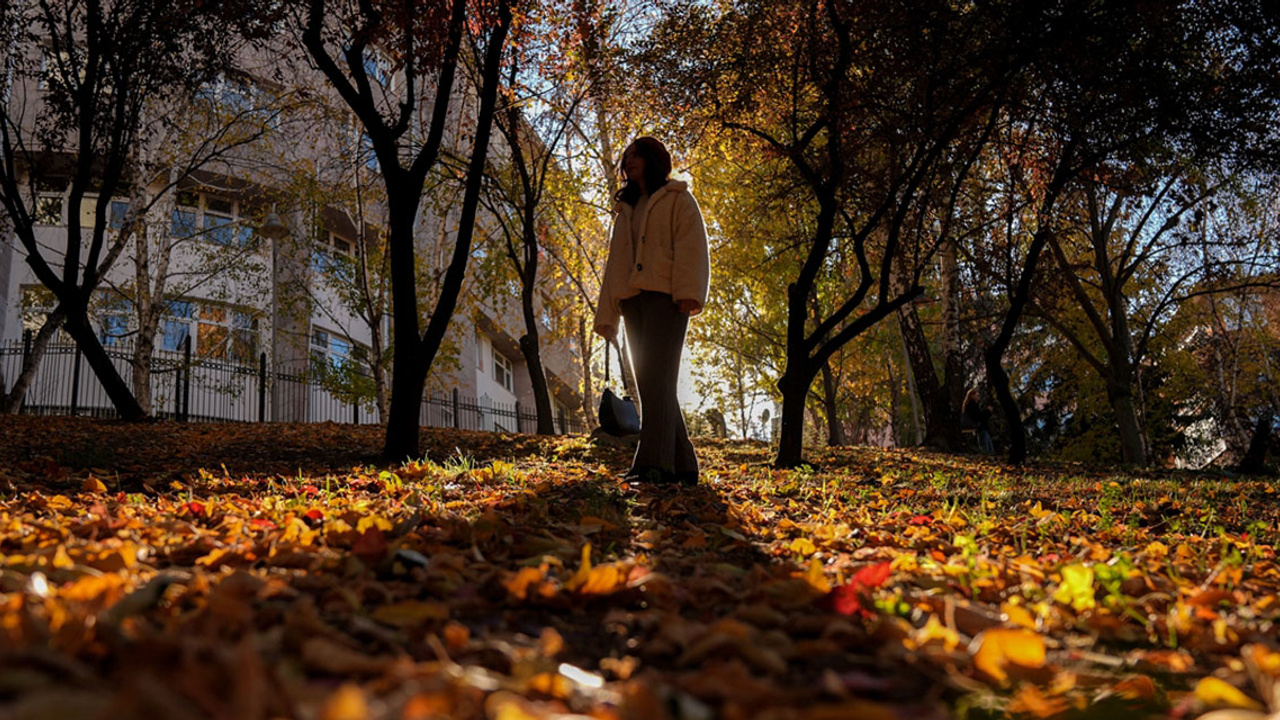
top-left (304, 508), bottom-right (324, 522)
top-left (850, 561), bottom-right (892, 589)
top-left (909, 515), bottom-right (932, 525)
top-left (183, 501), bottom-right (206, 516)
top-left (250, 518), bottom-right (278, 530)
top-left (826, 583), bottom-right (874, 617)
top-left (821, 562), bottom-right (893, 618)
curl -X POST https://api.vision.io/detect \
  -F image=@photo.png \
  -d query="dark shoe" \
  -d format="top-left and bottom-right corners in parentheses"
top-left (623, 465), bottom-right (676, 485)
top-left (674, 471), bottom-right (699, 487)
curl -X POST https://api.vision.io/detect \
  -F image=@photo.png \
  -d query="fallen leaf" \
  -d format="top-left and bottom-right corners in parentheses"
top-left (971, 628), bottom-right (1046, 685)
top-left (1195, 677), bottom-right (1265, 711)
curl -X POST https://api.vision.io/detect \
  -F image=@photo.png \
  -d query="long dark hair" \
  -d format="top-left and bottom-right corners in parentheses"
top-left (614, 136), bottom-right (672, 206)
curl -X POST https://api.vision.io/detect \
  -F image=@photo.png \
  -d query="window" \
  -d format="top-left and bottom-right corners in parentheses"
top-left (99, 314), bottom-right (129, 346)
top-left (34, 195), bottom-right (64, 226)
top-left (20, 286), bottom-right (67, 339)
top-left (171, 192), bottom-right (198, 238)
top-left (362, 52), bottom-right (392, 89)
top-left (170, 191), bottom-right (253, 247)
top-left (156, 301), bottom-right (256, 361)
top-left (204, 205), bottom-right (235, 246)
top-left (492, 347), bottom-right (513, 393)
top-left (312, 233), bottom-right (354, 275)
top-left (94, 297), bottom-right (133, 347)
top-left (161, 301), bottom-right (193, 351)
top-left (312, 328), bottom-right (358, 369)
top-left (359, 131), bottom-right (378, 171)
top-left (197, 74), bottom-right (277, 126)
top-left (197, 305), bottom-right (258, 362)
top-left (108, 200), bottom-right (130, 229)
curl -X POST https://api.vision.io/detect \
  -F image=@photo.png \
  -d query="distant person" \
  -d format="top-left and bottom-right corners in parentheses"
top-left (962, 388), bottom-right (994, 454)
top-left (593, 137), bottom-right (710, 486)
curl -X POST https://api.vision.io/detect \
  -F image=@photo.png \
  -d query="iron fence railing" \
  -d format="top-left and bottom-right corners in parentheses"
top-left (0, 336), bottom-right (584, 435)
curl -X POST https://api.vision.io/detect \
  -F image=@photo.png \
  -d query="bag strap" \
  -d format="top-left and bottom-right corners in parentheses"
top-left (604, 340), bottom-right (611, 385)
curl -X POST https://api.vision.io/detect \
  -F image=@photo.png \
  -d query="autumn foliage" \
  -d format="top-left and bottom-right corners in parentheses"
top-left (2, 416), bottom-right (1280, 718)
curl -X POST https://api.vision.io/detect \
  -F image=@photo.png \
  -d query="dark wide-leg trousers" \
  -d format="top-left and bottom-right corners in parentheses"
top-left (619, 291), bottom-right (698, 475)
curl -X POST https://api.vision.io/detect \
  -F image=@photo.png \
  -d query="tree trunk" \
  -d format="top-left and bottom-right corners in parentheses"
top-left (371, 321), bottom-right (389, 426)
top-left (382, 4), bottom-right (511, 460)
top-left (579, 319), bottom-right (595, 431)
top-left (384, 204), bottom-right (429, 460)
top-left (62, 304), bottom-right (145, 420)
top-left (940, 233), bottom-right (966, 416)
top-left (613, 335), bottom-right (638, 402)
top-left (885, 346), bottom-right (902, 447)
top-left (775, 369), bottom-right (811, 467)
top-left (983, 345), bottom-right (1021, 462)
top-left (1107, 375), bottom-right (1147, 466)
top-left (820, 358), bottom-right (845, 446)
top-left (893, 251), bottom-right (952, 447)
top-left (518, 331), bottom-right (555, 434)
top-left (1237, 412), bottom-right (1273, 474)
top-left (132, 325), bottom-right (156, 416)
top-left (1, 309), bottom-right (66, 414)
top-left (518, 227), bottom-right (555, 434)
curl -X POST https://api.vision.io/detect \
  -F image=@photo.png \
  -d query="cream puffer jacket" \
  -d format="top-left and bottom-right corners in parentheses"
top-left (593, 180), bottom-right (710, 339)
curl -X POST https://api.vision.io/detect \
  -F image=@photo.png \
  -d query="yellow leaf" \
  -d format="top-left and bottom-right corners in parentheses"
top-left (1195, 677), bottom-right (1265, 711)
top-left (356, 515), bottom-right (392, 533)
top-left (565, 543), bottom-right (592, 591)
top-left (790, 537), bottom-right (818, 556)
top-left (971, 628), bottom-right (1046, 685)
top-left (52, 544), bottom-right (75, 570)
top-left (576, 564), bottom-right (624, 595)
top-left (281, 517), bottom-right (318, 546)
top-left (370, 601), bottom-right (449, 627)
top-left (320, 683), bottom-right (370, 720)
top-left (1001, 601), bottom-right (1037, 630)
top-left (911, 614), bottom-right (960, 652)
top-left (1029, 501), bottom-right (1054, 520)
top-left (1051, 564), bottom-right (1096, 612)
top-left (805, 556), bottom-right (831, 593)
top-left (82, 476), bottom-right (107, 493)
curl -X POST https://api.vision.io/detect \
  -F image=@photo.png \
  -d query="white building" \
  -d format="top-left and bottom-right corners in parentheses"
top-left (0, 35), bottom-right (588, 432)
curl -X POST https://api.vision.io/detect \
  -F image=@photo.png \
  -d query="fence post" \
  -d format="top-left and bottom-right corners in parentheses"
top-left (258, 352), bottom-right (267, 422)
top-left (352, 396), bottom-right (359, 425)
top-left (70, 347), bottom-right (82, 416)
top-left (181, 335), bottom-right (192, 422)
top-left (452, 388), bottom-right (460, 429)
top-left (515, 402), bottom-right (523, 434)
top-left (17, 329), bottom-right (32, 405)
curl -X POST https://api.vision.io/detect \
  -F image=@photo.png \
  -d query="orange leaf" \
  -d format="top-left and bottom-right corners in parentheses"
top-left (82, 476), bottom-right (107, 493)
top-left (320, 683), bottom-right (370, 720)
top-left (504, 566), bottom-right (546, 601)
top-left (971, 628), bottom-right (1046, 685)
top-left (565, 543), bottom-right (593, 590)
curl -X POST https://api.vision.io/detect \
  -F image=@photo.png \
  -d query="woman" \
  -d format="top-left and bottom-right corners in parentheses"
top-left (594, 137), bottom-right (710, 486)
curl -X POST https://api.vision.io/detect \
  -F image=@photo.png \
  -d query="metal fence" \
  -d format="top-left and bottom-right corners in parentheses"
top-left (0, 336), bottom-right (585, 435)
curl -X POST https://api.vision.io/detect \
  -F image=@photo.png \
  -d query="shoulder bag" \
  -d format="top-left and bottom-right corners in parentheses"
top-left (597, 340), bottom-right (640, 436)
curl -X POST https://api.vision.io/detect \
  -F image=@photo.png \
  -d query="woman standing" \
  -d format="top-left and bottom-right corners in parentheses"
top-left (594, 137), bottom-right (710, 486)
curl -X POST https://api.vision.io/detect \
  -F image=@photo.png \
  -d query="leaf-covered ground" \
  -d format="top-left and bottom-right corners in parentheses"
top-left (2, 416), bottom-right (1279, 719)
